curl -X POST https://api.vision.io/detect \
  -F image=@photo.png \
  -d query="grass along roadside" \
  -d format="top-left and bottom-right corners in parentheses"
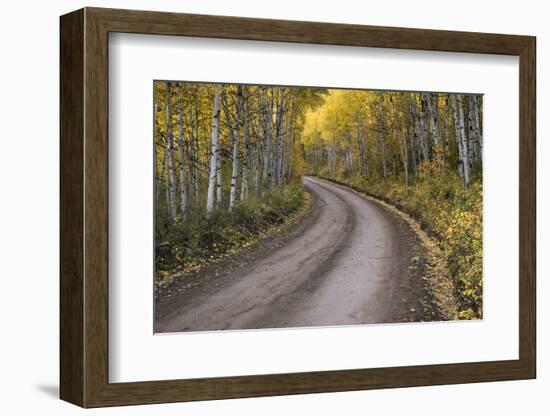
top-left (312, 174), bottom-right (481, 320)
top-left (155, 181), bottom-right (310, 289)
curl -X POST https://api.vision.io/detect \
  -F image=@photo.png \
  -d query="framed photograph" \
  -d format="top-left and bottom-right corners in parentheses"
top-left (60, 7), bottom-right (536, 408)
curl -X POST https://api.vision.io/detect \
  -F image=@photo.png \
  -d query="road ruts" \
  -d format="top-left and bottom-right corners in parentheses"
top-left (155, 176), bottom-right (437, 333)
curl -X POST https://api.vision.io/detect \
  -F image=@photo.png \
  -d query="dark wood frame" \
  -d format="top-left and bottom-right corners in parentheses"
top-left (60, 7), bottom-right (536, 408)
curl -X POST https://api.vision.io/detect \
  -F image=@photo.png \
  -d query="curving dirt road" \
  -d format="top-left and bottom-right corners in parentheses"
top-left (155, 176), bottom-right (440, 333)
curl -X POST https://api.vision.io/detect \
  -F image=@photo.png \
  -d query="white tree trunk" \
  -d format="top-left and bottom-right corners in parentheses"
top-left (193, 99), bottom-right (200, 204)
top-left (379, 101), bottom-right (387, 179)
top-left (420, 94), bottom-right (431, 162)
top-left (468, 96), bottom-right (482, 164)
top-left (177, 85), bottom-right (187, 217)
top-left (165, 81), bottom-right (177, 219)
top-left (451, 94), bottom-right (471, 187)
top-left (163, 149), bottom-right (171, 215)
top-left (206, 84), bottom-right (222, 215)
top-left (409, 95), bottom-right (427, 165)
top-left (253, 143), bottom-right (260, 196)
top-left (229, 86), bottom-right (243, 209)
top-left (474, 96), bottom-right (483, 160)
top-left (154, 103), bottom-right (160, 203)
top-left (286, 95), bottom-right (297, 180)
top-left (240, 88), bottom-right (250, 200)
top-left (426, 93), bottom-right (441, 159)
top-left (216, 106), bottom-right (223, 205)
top-left (186, 93), bottom-right (195, 203)
top-left (274, 88), bottom-right (285, 186)
top-left (400, 132), bottom-right (409, 185)
top-left (443, 96), bottom-right (450, 161)
top-left (262, 88), bottom-right (272, 186)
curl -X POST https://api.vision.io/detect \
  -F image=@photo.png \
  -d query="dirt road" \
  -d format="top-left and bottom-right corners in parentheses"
top-left (155, 176), bottom-right (440, 333)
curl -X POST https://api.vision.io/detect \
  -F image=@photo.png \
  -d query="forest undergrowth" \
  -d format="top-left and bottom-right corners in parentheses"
top-left (155, 181), bottom-right (307, 287)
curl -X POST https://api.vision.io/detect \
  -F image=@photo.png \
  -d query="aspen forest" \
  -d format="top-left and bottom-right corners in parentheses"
top-left (154, 81), bottom-right (483, 333)
top-left (301, 89), bottom-right (483, 319)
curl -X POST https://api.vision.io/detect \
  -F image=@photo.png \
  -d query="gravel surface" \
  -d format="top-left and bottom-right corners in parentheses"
top-left (155, 176), bottom-right (441, 333)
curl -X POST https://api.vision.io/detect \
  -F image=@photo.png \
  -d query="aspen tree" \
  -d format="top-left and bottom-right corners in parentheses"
top-left (165, 81), bottom-right (177, 219)
top-left (240, 88), bottom-right (250, 200)
top-left (206, 84), bottom-right (222, 215)
top-left (451, 94), bottom-right (471, 187)
top-left (229, 86), bottom-right (243, 209)
top-left (177, 83), bottom-right (187, 216)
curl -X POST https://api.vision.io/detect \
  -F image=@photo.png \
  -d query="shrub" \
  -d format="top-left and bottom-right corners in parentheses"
top-left (155, 182), bottom-right (306, 278)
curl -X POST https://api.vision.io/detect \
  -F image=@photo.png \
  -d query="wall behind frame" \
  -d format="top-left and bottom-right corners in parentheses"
top-left (0, 0), bottom-right (545, 415)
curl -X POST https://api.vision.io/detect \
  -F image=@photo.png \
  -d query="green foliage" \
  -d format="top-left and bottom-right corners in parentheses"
top-left (323, 169), bottom-right (483, 319)
top-left (155, 182), bottom-right (305, 277)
